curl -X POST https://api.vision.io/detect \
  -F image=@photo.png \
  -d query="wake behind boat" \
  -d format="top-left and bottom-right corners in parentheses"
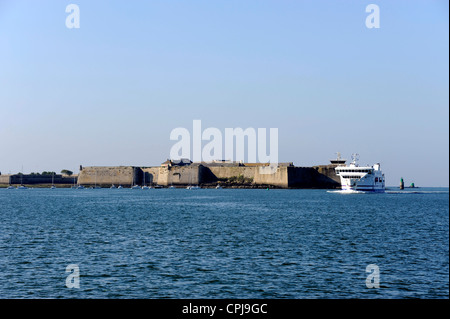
top-left (335, 153), bottom-right (385, 193)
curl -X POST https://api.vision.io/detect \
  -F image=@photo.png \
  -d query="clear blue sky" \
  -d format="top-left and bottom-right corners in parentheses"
top-left (0, 0), bottom-right (448, 186)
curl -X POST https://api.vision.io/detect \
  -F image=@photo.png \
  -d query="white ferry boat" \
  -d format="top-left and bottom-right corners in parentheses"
top-left (334, 154), bottom-right (385, 193)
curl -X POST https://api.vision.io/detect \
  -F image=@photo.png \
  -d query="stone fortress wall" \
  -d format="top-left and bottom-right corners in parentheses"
top-left (74, 161), bottom-right (341, 188)
top-left (1, 161), bottom-right (342, 189)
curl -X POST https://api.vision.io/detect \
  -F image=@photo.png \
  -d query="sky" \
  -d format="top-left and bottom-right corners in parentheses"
top-left (0, 0), bottom-right (448, 186)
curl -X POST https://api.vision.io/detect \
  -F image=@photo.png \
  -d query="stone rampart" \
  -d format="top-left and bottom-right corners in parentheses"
top-left (60, 163), bottom-right (341, 188)
top-left (77, 166), bottom-right (139, 186)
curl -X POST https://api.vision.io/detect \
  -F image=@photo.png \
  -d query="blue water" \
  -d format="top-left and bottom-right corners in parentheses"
top-left (0, 187), bottom-right (448, 299)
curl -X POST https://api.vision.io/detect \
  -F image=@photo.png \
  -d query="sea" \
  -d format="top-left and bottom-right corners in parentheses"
top-left (0, 187), bottom-right (448, 299)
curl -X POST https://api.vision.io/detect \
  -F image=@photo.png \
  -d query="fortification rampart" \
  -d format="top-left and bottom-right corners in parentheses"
top-left (0, 174), bottom-right (77, 185)
top-left (14, 161), bottom-right (341, 188)
top-left (76, 166), bottom-right (139, 186)
top-left (168, 165), bottom-right (201, 186)
top-left (287, 165), bottom-right (340, 188)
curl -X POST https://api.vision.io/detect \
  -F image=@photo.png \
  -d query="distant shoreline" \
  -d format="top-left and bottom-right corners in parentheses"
top-left (0, 184), bottom-right (447, 189)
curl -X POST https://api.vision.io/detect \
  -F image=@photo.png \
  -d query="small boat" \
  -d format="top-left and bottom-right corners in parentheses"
top-left (186, 174), bottom-right (198, 189)
top-left (118, 185), bottom-right (123, 189)
top-left (141, 173), bottom-right (150, 189)
top-left (17, 170), bottom-right (27, 189)
top-left (7, 185), bottom-right (15, 189)
top-left (110, 184), bottom-right (117, 189)
top-left (130, 172), bottom-right (140, 189)
top-left (50, 185), bottom-right (56, 189)
top-left (77, 185), bottom-right (85, 189)
top-left (168, 185), bottom-right (175, 189)
top-left (216, 184), bottom-right (222, 189)
top-left (93, 172), bottom-right (101, 189)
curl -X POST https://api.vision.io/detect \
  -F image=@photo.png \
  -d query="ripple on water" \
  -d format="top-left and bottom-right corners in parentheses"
top-left (0, 188), bottom-right (448, 298)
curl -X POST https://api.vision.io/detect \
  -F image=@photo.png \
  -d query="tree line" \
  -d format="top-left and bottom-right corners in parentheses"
top-left (27, 170), bottom-right (73, 176)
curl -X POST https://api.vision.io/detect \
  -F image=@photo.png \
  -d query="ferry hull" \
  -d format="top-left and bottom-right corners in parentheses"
top-left (341, 185), bottom-right (385, 193)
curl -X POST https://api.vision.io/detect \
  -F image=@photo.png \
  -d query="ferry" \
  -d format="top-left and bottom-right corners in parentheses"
top-left (334, 153), bottom-right (385, 193)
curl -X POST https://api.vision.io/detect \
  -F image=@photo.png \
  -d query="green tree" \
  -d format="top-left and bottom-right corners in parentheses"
top-left (61, 169), bottom-right (73, 176)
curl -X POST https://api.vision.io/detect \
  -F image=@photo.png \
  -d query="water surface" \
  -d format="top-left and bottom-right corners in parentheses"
top-left (0, 187), bottom-right (448, 298)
